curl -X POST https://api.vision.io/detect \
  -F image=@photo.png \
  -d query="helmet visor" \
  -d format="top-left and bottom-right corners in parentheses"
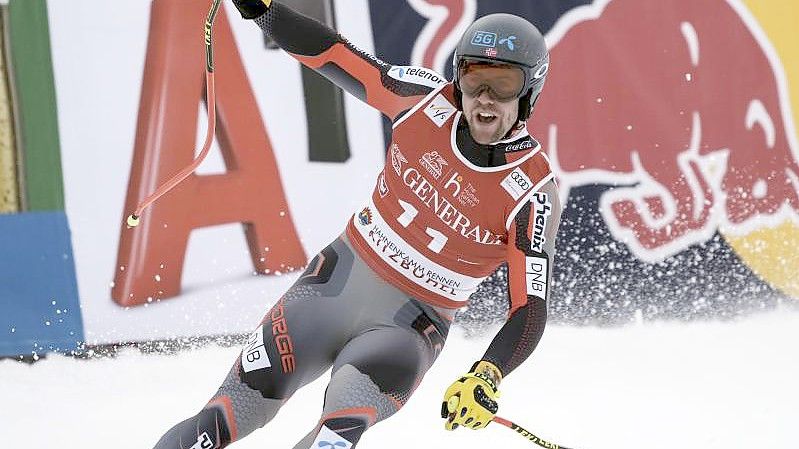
top-left (458, 59), bottom-right (526, 102)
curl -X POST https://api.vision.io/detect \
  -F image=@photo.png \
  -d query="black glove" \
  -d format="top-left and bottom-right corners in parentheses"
top-left (232, 0), bottom-right (272, 20)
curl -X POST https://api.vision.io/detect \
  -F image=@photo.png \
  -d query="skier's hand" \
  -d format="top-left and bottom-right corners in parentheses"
top-left (232, 0), bottom-right (272, 20)
top-left (441, 361), bottom-right (502, 431)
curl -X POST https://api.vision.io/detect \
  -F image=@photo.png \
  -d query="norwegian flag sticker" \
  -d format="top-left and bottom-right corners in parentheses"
top-left (484, 47), bottom-right (498, 58)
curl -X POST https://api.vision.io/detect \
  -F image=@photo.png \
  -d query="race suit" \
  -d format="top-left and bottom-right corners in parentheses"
top-left (153, 3), bottom-right (562, 449)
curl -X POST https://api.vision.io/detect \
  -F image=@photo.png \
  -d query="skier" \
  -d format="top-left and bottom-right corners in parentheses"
top-left (153, 1), bottom-right (560, 448)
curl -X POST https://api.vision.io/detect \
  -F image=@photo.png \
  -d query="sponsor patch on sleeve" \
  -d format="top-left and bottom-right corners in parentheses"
top-left (241, 325), bottom-right (271, 373)
top-left (525, 256), bottom-right (548, 300)
top-left (189, 432), bottom-right (213, 449)
top-left (501, 168), bottom-right (533, 200)
top-left (388, 66), bottom-right (447, 89)
top-left (530, 193), bottom-right (552, 253)
top-left (424, 94), bottom-right (456, 127)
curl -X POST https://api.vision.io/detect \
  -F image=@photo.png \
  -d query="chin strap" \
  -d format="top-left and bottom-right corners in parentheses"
top-left (517, 89), bottom-right (534, 122)
top-left (499, 121), bottom-right (526, 142)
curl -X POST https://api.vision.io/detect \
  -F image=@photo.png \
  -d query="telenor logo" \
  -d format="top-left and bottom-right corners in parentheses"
top-left (313, 426), bottom-right (353, 449)
top-left (499, 35), bottom-right (517, 50)
top-left (318, 442), bottom-right (348, 449)
top-left (388, 66), bottom-right (447, 88)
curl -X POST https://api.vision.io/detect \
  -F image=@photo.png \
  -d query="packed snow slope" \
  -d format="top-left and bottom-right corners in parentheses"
top-left (2, 309), bottom-right (796, 449)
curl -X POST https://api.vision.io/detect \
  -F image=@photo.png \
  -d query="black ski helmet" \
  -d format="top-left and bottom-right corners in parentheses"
top-left (452, 13), bottom-right (549, 122)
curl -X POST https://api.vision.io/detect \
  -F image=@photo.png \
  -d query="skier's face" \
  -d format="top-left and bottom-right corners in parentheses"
top-left (462, 88), bottom-right (520, 145)
top-left (458, 61), bottom-right (523, 145)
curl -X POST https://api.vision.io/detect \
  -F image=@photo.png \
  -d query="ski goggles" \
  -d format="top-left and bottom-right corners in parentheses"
top-left (457, 59), bottom-right (527, 102)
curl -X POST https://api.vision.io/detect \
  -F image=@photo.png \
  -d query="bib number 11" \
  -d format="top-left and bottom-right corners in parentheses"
top-left (397, 199), bottom-right (448, 253)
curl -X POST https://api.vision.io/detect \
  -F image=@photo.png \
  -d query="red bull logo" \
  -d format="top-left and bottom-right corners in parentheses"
top-left (405, 0), bottom-right (799, 297)
top-left (533, 0), bottom-right (799, 263)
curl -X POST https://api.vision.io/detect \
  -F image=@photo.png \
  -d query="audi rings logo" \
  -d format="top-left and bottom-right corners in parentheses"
top-left (511, 171), bottom-right (531, 190)
top-left (501, 168), bottom-right (533, 201)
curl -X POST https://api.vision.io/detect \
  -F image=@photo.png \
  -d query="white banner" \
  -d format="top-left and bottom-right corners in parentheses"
top-left (49, 1), bottom-right (384, 344)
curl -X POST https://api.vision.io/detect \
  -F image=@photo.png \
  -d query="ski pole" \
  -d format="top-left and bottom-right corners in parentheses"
top-left (127, 0), bottom-right (223, 228)
top-left (493, 416), bottom-right (576, 449)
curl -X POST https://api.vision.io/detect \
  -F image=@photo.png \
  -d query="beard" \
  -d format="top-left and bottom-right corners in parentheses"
top-left (465, 110), bottom-right (515, 144)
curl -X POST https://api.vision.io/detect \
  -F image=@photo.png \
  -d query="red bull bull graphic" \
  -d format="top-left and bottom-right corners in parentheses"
top-left (728, 0), bottom-right (799, 300)
top-left (407, 0), bottom-right (476, 75)
top-left (535, 0), bottom-right (799, 264)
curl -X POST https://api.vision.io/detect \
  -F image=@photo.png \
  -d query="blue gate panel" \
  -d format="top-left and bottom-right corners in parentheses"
top-left (0, 211), bottom-right (84, 356)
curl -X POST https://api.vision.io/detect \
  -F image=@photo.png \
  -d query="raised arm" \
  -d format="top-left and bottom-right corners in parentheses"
top-left (234, 0), bottom-right (441, 121)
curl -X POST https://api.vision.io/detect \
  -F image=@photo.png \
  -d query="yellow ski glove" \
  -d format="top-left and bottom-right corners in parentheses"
top-left (441, 361), bottom-right (502, 430)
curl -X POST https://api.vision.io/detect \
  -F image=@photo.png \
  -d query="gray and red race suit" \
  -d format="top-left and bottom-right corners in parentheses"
top-left (152, 3), bottom-right (562, 449)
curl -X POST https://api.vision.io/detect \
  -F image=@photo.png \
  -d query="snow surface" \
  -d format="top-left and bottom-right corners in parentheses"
top-left (2, 309), bottom-right (797, 449)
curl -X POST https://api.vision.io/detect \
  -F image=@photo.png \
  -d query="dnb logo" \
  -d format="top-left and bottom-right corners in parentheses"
top-left (527, 0), bottom-right (799, 298)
